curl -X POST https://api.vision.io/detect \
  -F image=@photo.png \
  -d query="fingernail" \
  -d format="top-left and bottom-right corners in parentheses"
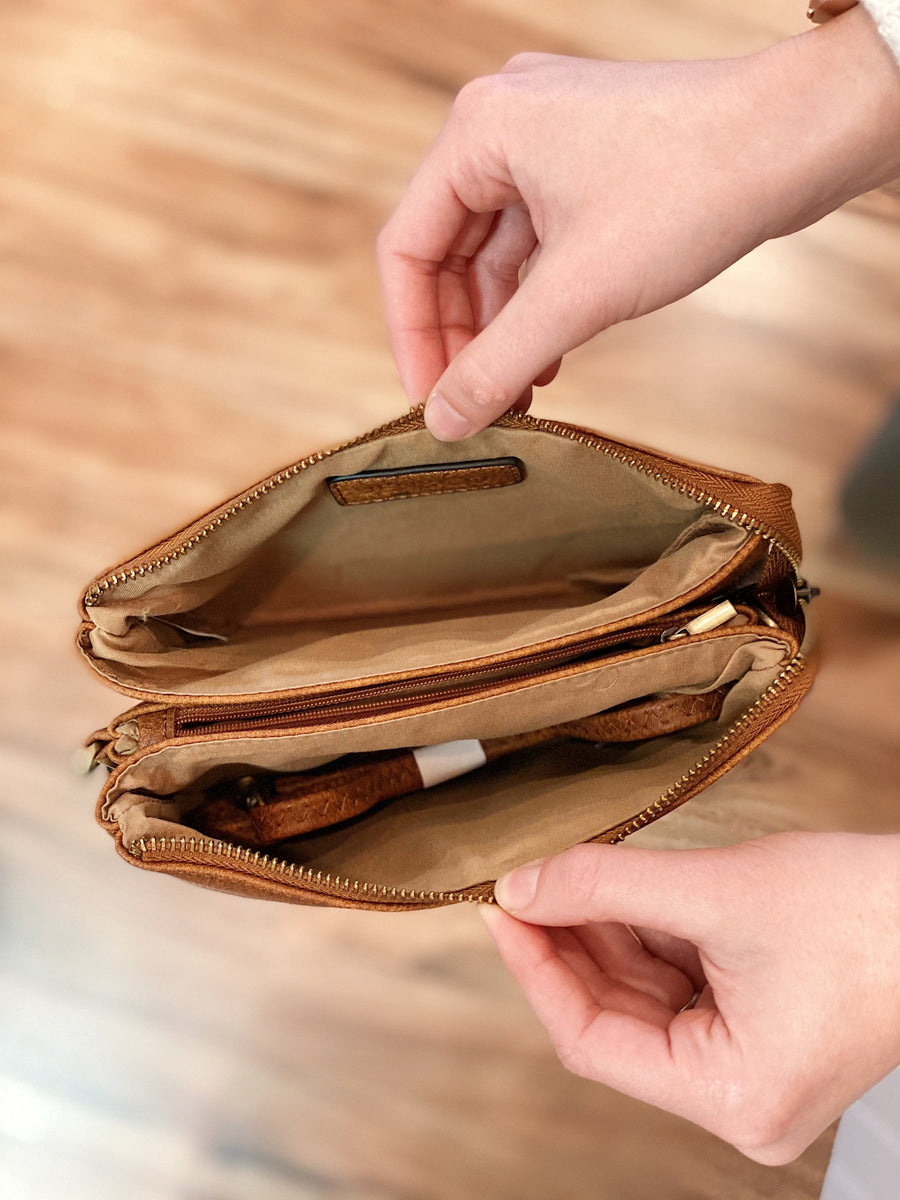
top-left (494, 859), bottom-right (545, 914)
top-left (424, 392), bottom-right (474, 440)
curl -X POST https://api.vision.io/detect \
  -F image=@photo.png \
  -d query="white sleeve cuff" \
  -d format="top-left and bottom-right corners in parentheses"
top-left (862, 0), bottom-right (900, 65)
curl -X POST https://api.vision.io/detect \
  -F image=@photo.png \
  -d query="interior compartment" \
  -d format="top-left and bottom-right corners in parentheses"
top-left (84, 425), bottom-right (763, 697)
top-left (104, 628), bottom-right (793, 892)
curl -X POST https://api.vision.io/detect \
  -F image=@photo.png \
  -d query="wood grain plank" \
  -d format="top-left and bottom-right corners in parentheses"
top-left (1, 2), bottom-right (897, 1198)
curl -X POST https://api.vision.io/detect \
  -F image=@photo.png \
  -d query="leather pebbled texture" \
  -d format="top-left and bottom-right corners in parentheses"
top-left (327, 458), bottom-right (524, 505)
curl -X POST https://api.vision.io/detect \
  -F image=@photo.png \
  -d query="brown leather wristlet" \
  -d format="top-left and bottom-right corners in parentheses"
top-left (188, 688), bottom-right (729, 850)
top-left (80, 408), bottom-right (813, 910)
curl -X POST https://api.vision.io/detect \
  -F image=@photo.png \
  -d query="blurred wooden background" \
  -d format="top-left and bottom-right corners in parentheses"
top-left (1, 2), bottom-right (898, 1197)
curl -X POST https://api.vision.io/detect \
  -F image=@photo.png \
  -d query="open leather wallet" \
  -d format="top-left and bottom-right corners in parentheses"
top-left (77, 409), bottom-right (817, 910)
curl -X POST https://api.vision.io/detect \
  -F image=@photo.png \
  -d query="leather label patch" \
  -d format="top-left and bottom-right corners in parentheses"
top-left (326, 457), bottom-right (525, 506)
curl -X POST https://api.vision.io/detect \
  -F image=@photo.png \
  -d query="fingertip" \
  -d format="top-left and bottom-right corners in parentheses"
top-left (478, 901), bottom-right (504, 932)
top-left (424, 392), bottom-right (476, 440)
top-left (478, 902), bottom-right (531, 949)
top-left (494, 858), bottom-right (545, 915)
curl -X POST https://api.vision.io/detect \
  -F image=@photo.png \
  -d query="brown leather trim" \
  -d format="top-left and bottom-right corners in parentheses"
top-left (138, 706), bottom-right (171, 749)
top-left (110, 829), bottom-right (463, 911)
top-left (327, 459), bottom-right (524, 505)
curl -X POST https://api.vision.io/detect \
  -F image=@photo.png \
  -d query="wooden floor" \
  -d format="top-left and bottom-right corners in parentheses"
top-left (1, 2), bottom-right (898, 1197)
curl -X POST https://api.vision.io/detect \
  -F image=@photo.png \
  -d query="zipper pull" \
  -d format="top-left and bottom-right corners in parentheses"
top-left (73, 722), bottom-right (122, 774)
top-left (72, 718), bottom-right (142, 774)
top-left (72, 741), bottom-right (104, 774)
top-left (661, 599), bottom-right (738, 643)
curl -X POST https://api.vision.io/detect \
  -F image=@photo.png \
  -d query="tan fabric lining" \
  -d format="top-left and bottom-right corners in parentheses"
top-left (105, 631), bottom-right (790, 891)
top-left (84, 426), bottom-right (757, 696)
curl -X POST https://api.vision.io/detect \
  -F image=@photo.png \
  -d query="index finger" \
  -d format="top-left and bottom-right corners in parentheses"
top-left (376, 129), bottom-right (520, 400)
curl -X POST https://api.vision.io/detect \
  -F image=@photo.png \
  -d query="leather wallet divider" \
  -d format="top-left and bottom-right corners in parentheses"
top-left (103, 627), bottom-right (793, 891)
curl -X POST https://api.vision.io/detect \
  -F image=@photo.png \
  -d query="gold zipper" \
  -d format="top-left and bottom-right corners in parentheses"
top-left (81, 409), bottom-right (424, 607)
top-left (127, 654), bottom-right (806, 906)
top-left (82, 409), bottom-right (799, 607)
top-left (526, 415), bottom-right (801, 570)
top-left (84, 601), bottom-right (771, 763)
top-left (171, 607), bottom-right (750, 736)
top-left (608, 654), bottom-right (807, 841)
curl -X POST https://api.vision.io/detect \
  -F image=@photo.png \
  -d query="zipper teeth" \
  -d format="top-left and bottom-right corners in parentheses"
top-left (609, 654), bottom-right (806, 841)
top-left (128, 653), bottom-right (805, 905)
top-left (83, 410), bottom-right (798, 606)
top-left (524, 416), bottom-right (800, 570)
top-left (82, 410), bottom-right (424, 606)
top-left (127, 835), bottom-right (484, 905)
top-left (179, 647), bottom-right (593, 727)
top-left (84, 462), bottom-right (320, 604)
top-left (174, 616), bottom-right (685, 734)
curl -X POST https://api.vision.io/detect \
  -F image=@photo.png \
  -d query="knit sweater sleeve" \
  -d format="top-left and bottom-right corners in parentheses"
top-left (861, 1), bottom-right (900, 64)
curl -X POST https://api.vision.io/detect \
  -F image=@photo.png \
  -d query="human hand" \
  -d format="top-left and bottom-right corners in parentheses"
top-left (378, 9), bottom-right (900, 439)
top-left (480, 832), bottom-right (900, 1165)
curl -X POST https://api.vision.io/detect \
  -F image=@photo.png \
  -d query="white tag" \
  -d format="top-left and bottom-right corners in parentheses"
top-left (71, 744), bottom-right (100, 775)
top-left (412, 739), bottom-right (488, 788)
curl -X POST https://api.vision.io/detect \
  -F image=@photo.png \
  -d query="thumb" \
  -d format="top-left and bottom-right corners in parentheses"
top-left (494, 843), bottom-right (727, 946)
top-left (423, 258), bottom-right (593, 440)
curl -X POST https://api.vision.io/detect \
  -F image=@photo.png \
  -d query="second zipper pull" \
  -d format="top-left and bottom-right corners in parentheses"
top-left (661, 600), bottom-right (738, 642)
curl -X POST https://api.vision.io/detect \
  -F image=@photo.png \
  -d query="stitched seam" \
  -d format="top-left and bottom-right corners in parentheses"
top-left (331, 469), bottom-right (522, 505)
top-left (333, 467), bottom-right (518, 498)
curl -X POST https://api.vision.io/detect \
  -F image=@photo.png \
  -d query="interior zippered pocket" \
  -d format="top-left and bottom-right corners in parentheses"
top-left (112, 652), bottom-right (811, 909)
top-left (87, 600), bottom-right (750, 750)
top-left (82, 600), bottom-right (768, 769)
top-left (169, 601), bottom-right (755, 735)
